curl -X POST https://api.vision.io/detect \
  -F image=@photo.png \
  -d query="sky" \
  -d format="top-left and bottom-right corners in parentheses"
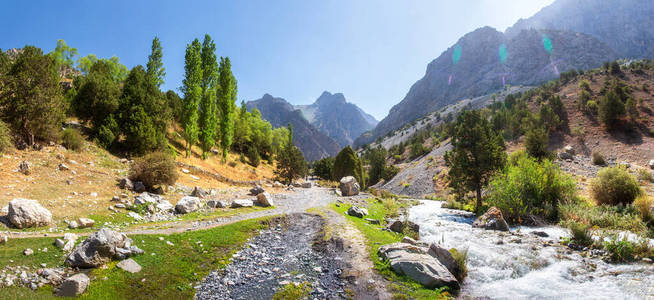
top-left (0, 0), bottom-right (554, 120)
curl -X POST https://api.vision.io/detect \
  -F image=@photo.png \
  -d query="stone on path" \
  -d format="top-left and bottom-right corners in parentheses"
top-left (24, 248), bottom-right (34, 255)
top-left (339, 176), bottom-right (360, 196)
top-left (57, 273), bottom-right (89, 297)
top-left (119, 177), bottom-right (133, 190)
top-left (116, 258), bottom-right (142, 273)
top-left (7, 198), bottom-right (52, 229)
top-left (191, 186), bottom-right (208, 198)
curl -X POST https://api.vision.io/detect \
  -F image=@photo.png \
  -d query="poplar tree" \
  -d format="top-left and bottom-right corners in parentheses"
top-left (181, 39), bottom-right (202, 157)
top-left (146, 37), bottom-right (166, 88)
top-left (217, 56), bottom-right (237, 161)
top-left (198, 34), bottom-right (218, 159)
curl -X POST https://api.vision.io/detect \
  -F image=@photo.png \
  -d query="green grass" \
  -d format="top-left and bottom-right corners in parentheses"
top-left (330, 199), bottom-right (450, 300)
top-left (0, 217), bottom-right (272, 299)
top-left (272, 282), bottom-right (312, 300)
top-left (559, 201), bottom-right (650, 236)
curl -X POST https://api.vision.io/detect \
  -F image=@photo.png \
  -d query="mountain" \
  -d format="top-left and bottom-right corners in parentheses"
top-left (296, 91), bottom-right (378, 147)
top-left (246, 94), bottom-right (341, 161)
top-left (354, 27), bottom-right (617, 147)
top-left (505, 0), bottom-right (654, 59)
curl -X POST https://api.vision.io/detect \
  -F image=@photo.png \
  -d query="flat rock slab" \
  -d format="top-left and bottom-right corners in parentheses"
top-left (116, 258), bottom-right (142, 273)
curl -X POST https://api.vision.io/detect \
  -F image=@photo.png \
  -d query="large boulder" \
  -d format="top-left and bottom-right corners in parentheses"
top-left (428, 244), bottom-right (462, 280)
top-left (231, 199), bottom-right (254, 208)
top-left (339, 176), bottom-right (360, 196)
top-left (472, 207), bottom-right (510, 231)
top-left (347, 206), bottom-right (368, 218)
top-left (119, 177), bottom-right (134, 190)
top-left (65, 228), bottom-right (143, 268)
top-left (249, 185), bottom-right (265, 196)
top-left (255, 192), bottom-right (274, 207)
top-left (207, 199), bottom-right (228, 208)
top-left (57, 273), bottom-right (89, 297)
top-left (175, 196), bottom-right (202, 214)
top-left (77, 218), bottom-right (95, 228)
top-left (7, 198), bottom-right (52, 228)
top-left (133, 181), bottom-right (146, 193)
top-left (378, 242), bottom-right (459, 290)
top-left (387, 219), bottom-right (420, 235)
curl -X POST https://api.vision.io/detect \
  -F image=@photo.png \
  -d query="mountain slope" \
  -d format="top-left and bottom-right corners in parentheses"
top-left (296, 91), bottom-right (377, 147)
top-left (246, 94), bottom-right (341, 161)
top-left (355, 27), bottom-right (617, 147)
top-left (505, 0), bottom-right (654, 59)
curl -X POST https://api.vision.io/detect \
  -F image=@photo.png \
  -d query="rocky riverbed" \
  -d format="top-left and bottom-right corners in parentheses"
top-left (195, 213), bottom-right (350, 300)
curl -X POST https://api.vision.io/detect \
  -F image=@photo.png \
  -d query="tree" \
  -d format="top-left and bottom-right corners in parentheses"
top-left (333, 146), bottom-right (365, 187)
top-left (0, 46), bottom-right (65, 145)
top-left (598, 90), bottom-right (625, 129)
top-left (524, 126), bottom-right (550, 159)
top-left (233, 101), bottom-right (252, 153)
top-left (274, 124), bottom-right (307, 184)
top-left (77, 55), bottom-right (128, 82)
top-left (312, 157), bottom-right (334, 181)
top-left (367, 146), bottom-right (391, 185)
top-left (444, 110), bottom-right (506, 212)
top-left (198, 35), bottom-right (218, 159)
top-left (217, 57), bottom-right (237, 161)
top-left (165, 90), bottom-right (182, 122)
top-left (271, 126), bottom-right (290, 157)
top-left (118, 66), bottom-right (168, 155)
top-left (180, 39), bottom-right (202, 157)
top-left (49, 39), bottom-right (78, 71)
top-left (146, 37), bottom-right (165, 88)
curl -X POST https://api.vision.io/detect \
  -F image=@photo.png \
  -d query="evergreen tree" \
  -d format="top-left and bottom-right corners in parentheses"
top-left (333, 146), bottom-right (365, 187)
top-left (49, 39), bottom-right (78, 71)
top-left (524, 126), bottom-right (550, 159)
top-left (233, 101), bottom-right (252, 153)
top-left (198, 35), bottom-right (218, 159)
top-left (274, 124), bottom-right (307, 184)
top-left (312, 157), bottom-right (334, 181)
top-left (181, 39), bottom-right (202, 157)
top-left (0, 46), bottom-right (65, 145)
top-left (217, 56), bottom-right (237, 161)
top-left (146, 37), bottom-right (165, 88)
top-left (598, 90), bottom-right (625, 129)
top-left (444, 110), bottom-right (506, 212)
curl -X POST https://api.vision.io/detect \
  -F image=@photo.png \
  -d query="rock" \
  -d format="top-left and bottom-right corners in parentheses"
top-left (273, 181), bottom-right (283, 188)
top-left (134, 192), bottom-right (159, 205)
top-left (119, 177), bottom-right (133, 190)
top-left (1, 205), bottom-right (7, 215)
top-left (531, 231), bottom-right (549, 238)
top-left (18, 160), bottom-right (30, 175)
top-left (24, 248), bottom-right (34, 255)
top-left (57, 273), bottom-right (89, 297)
top-left (249, 185), bottom-right (265, 196)
top-left (472, 207), bottom-right (510, 231)
top-left (301, 182), bottom-right (312, 188)
top-left (402, 236), bottom-right (417, 245)
top-left (0, 235), bottom-right (8, 244)
top-left (7, 198), bottom-right (52, 229)
top-left (68, 220), bottom-right (79, 229)
top-left (339, 176), bottom-right (360, 196)
top-left (116, 258), bottom-right (141, 273)
top-left (152, 186), bottom-right (165, 195)
top-left (231, 199), bottom-right (254, 208)
top-left (564, 145), bottom-right (575, 155)
top-left (65, 228), bottom-right (142, 268)
top-left (191, 186), bottom-right (208, 198)
top-left (649, 159), bottom-right (654, 169)
top-left (378, 243), bottom-right (459, 290)
top-left (155, 200), bottom-right (174, 212)
top-left (182, 168), bottom-right (190, 174)
top-left (58, 163), bottom-right (70, 171)
top-left (365, 218), bottom-right (381, 225)
top-left (388, 220), bottom-right (420, 234)
top-left (347, 206), bottom-right (368, 218)
top-left (427, 244), bottom-right (462, 280)
top-left (558, 151), bottom-right (573, 160)
top-left (128, 212), bottom-right (143, 221)
top-left (207, 199), bottom-right (227, 208)
top-left (133, 181), bottom-right (146, 193)
top-left (111, 196), bottom-right (120, 202)
top-left (54, 239), bottom-right (66, 249)
top-left (77, 218), bottom-right (95, 228)
top-left (175, 196), bottom-right (202, 214)
top-left (255, 192), bottom-right (274, 207)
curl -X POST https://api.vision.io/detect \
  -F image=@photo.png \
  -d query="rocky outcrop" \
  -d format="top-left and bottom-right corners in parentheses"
top-left (65, 228), bottom-right (143, 268)
top-left (387, 219), bottom-right (420, 235)
top-left (255, 192), bottom-right (274, 207)
top-left (472, 207), bottom-right (510, 231)
top-left (347, 206), bottom-right (368, 218)
top-left (7, 198), bottom-right (52, 229)
top-left (175, 196), bottom-right (202, 214)
top-left (339, 176), bottom-right (360, 196)
top-left (378, 242), bottom-right (459, 290)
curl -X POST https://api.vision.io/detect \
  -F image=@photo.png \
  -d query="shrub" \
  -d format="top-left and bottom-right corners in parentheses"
top-left (634, 195), bottom-right (653, 221)
top-left (312, 157), bottom-right (334, 181)
top-left (586, 100), bottom-right (598, 114)
top-left (246, 147), bottom-right (260, 167)
top-left (487, 155), bottom-right (576, 223)
top-left (60, 128), bottom-right (84, 151)
top-left (524, 126), bottom-right (550, 159)
top-left (567, 221), bottom-right (593, 247)
top-left (637, 169), bottom-right (654, 183)
top-left (559, 200), bottom-right (648, 234)
top-left (449, 248), bottom-right (468, 281)
top-left (603, 237), bottom-right (634, 262)
top-left (590, 167), bottom-right (642, 206)
top-left (129, 151), bottom-right (178, 189)
top-left (0, 120), bottom-right (13, 153)
top-left (591, 151), bottom-right (605, 166)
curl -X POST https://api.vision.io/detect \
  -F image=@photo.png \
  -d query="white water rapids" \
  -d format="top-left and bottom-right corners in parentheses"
top-left (408, 200), bottom-right (654, 300)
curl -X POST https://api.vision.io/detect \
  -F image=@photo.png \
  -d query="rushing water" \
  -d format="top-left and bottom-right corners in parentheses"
top-left (408, 200), bottom-right (654, 300)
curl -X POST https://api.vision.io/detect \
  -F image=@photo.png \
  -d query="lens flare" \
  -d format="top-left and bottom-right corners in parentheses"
top-left (452, 45), bottom-right (462, 65)
top-left (542, 34), bottom-right (553, 54)
top-left (499, 44), bottom-right (507, 64)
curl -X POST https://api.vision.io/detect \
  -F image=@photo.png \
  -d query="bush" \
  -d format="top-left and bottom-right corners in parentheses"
top-left (60, 128), bottom-right (84, 151)
top-left (524, 126), bottom-right (550, 159)
top-left (586, 100), bottom-right (598, 114)
top-left (591, 151), bottom-right (605, 166)
top-left (129, 152), bottom-right (178, 189)
top-left (312, 157), bottom-right (334, 181)
top-left (560, 200), bottom-right (649, 234)
top-left (246, 147), bottom-right (260, 167)
top-left (449, 248), bottom-right (468, 281)
top-left (590, 166), bottom-right (642, 206)
top-left (634, 195), bottom-right (653, 221)
top-left (0, 120), bottom-right (13, 153)
top-left (487, 155), bottom-right (576, 223)
top-left (604, 238), bottom-right (634, 262)
top-left (637, 168), bottom-right (654, 183)
top-left (567, 221), bottom-right (593, 247)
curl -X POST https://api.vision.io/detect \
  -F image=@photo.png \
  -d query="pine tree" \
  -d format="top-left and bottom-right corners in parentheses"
top-left (181, 39), bottom-right (202, 157)
top-left (146, 37), bottom-right (165, 88)
top-left (198, 35), bottom-right (218, 159)
top-left (333, 146), bottom-right (365, 187)
top-left (217, 57), bottom-right (237, 161)
top-left (274, 124), bottom-right (307, 184)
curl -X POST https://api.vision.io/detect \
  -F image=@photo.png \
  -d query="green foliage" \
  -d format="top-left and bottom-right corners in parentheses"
top-left (524, 126), bottom-right (550, 159)
top-left (590, 166), bottom-right (642, 206)
top-left (217, 57), bottom-right (237, 160)
top-left (604, 238), bottom-right (634, 262)
top-left (634, 195), bottom-right (653, 221)
top-left (60, 128), bottom-right (84, 152)
top-left (0, 120), bottom-right (13, 153)
top-left (198, 35), bottom-right (219, 159)
top-left (146, 37), bottom-right (166, 88)
top-left (273, 282), bottom-right (312, 300)
top-left (0, 46), bottom-right (65, 144)
top-left (77, 54), bottom-right (128, 82)
top-left (366, 146), bottom-right (397, 186)
top-left (591, 151), bottom-right (606, 165)
top-left (487, 155), bottom-right (576, 223)
top-left (598, 90), bottom-right (625, 129)
top-left (312, 157), bottom-right (334, 181)
top-left (246, 146), bottom-right (260, 167)
top-left (586, 100), bottom-right (598, 115)
top-left (271, 127), bottom-right (290, 157)
top-left (560, 201), bottom-right (649, 235)
top-left (275, 125), bottom-right (307, 184)
top-left (444, 110), bottom-right (506, 210)
top-left (165, 90), bottom-right (183, 122)
top-left (129, 151), bottom-right (178, 189)
top-left (567, 221), bottom-right (594, 247)
top-left (637, 169), bottom-right (654, 183)
top-left (625, 97), bottom-right (639, 119)
top-left (48, 39), bottom-right (78, 71)
top-left (181, 39), bottom-right (202, 157)
top-left (119, 66), bottom-right (169, 155)
top-left (333, 146), bottom-right (365, 187)
top-left (609, 61), bottom-right (622, 75)
top-left (449, 248), bottom-right (468, 282)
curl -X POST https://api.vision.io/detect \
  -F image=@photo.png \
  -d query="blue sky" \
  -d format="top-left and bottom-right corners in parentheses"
top-left (0, 0), bottom-right (553, 120)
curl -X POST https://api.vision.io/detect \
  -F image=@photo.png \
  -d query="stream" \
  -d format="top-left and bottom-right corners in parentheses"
top-left (408, 200), bottom-right (654, 300)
